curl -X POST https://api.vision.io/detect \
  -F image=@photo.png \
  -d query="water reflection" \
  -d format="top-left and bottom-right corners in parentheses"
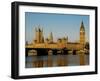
top-left (26, 54), bottom-right (89, 68)
top-left (57, 55), bottom-right (68, 66)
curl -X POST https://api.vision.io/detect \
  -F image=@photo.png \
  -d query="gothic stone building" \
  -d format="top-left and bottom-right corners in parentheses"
top-left (26, 21), bottom-right (85, 51)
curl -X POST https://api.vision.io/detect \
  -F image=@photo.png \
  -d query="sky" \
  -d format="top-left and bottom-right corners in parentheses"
top-left (25, 12), bottom-right (89, 43)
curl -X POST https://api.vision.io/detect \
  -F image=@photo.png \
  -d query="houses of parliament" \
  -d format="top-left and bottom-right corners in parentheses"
top-left (26, 21), bottom-right (87, 55)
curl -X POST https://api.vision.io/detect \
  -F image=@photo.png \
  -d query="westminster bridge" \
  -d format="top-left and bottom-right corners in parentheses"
top-left (25, 44), bottom-right (88, 56)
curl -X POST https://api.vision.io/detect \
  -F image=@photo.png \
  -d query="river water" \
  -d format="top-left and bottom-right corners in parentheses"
top-left (25, 54), bottom-right (89, 68)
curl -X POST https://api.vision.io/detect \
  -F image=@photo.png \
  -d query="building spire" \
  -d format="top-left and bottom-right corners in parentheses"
top-left (48, 32), bottom-right (53, 43)
top-left (41, 27), bottom-right (44, 43)
top-left (80, 21), bottom-right (85, 31)
top-left (35, 27), bottom-right (37, 32)
top-left (50, 32), bottom-right (53, 40)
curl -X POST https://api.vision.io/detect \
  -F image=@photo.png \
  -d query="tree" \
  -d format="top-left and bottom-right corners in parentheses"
top-left (85, 42), bottom-right (89, 50)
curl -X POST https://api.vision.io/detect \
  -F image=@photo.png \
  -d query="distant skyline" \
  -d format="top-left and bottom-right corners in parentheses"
top-left (25, 12), bottom-right (89, 43)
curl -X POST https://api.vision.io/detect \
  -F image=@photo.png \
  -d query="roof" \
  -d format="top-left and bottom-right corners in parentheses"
top-left (80, 21), bottom-right (85, 31)
top-left (67, 42), bottom-right (79, 44)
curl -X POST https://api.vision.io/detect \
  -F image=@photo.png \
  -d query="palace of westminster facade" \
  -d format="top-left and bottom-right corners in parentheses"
top-left (26, 21), bottom-right (86, 51)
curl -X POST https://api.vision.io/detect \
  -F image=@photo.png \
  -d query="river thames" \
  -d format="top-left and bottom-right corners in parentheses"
top-left (25, 54), bottom-right (89, 68)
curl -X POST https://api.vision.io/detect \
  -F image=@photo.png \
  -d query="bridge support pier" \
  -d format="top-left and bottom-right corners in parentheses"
top-left (48, 50), bottom-right (53, 55)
